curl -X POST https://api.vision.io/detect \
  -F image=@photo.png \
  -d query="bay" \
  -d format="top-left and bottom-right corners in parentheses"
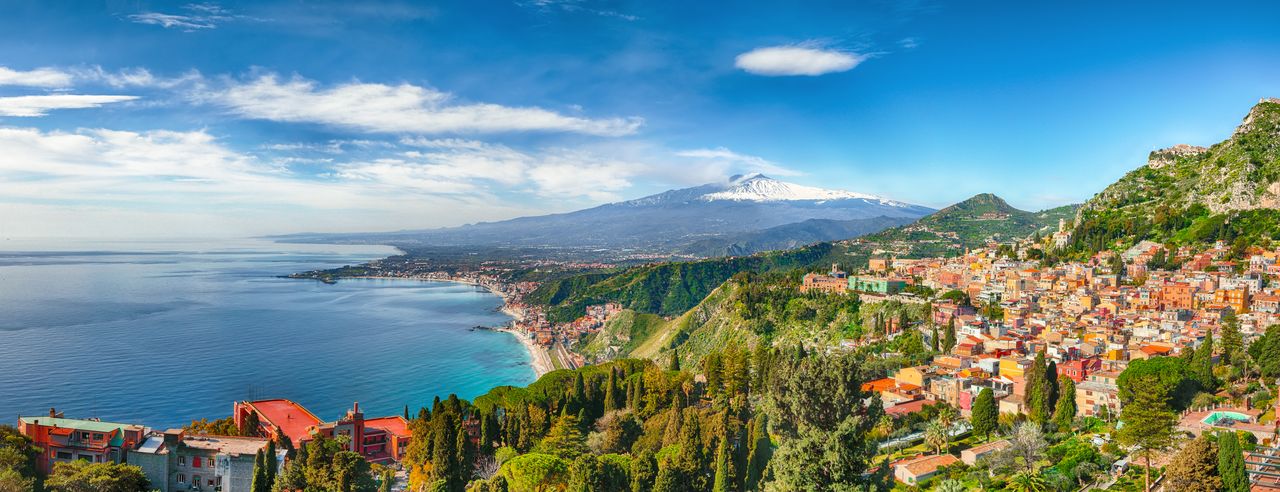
top-left (0, 238), bottom-right (535, 429)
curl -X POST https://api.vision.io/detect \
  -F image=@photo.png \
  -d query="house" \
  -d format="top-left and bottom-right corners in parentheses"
top-left (961, 439), bottom-right (1011, 465)
top-left (234, 400), bottom-right (413, 463)
top-left (129, 429), bottom-right (271, 492)
top-left (894, 454), bottom-right (959, 484)
top-left (17, 411), bottom-right (148, 475)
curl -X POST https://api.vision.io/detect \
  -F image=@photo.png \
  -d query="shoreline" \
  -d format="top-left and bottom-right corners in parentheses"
top-left (327, 274), bottom-right (555, 377)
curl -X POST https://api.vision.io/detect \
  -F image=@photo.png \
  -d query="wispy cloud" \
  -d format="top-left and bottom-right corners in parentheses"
top-left (206, 74), bottom-right (643, 136)
top-left (735, 43), bottom-right (866, 76)
top-left (0, 95), bottom-right (139, 117)
top-left (0, 67), bottom-right (74, 87)
top-left (74, 66), bottom-right (203, 89)
top-left (676, 147), bottom-right (802, 176)
top-left (128, 3), bottom-right (242, 31)
top-left (517, 0), bottom-right (639, 21)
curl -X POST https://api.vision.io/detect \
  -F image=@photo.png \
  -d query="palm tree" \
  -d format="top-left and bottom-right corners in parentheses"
top-left (924, 420), bottom-right (949, 455)
top-left (1008, 469), bottom-right (1049, 492)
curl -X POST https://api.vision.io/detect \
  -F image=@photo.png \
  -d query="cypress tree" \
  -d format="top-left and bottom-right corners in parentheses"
top-left (1220, 431), bottom-right (1249, 492)
top-left (744, 415), bottom-right (770, 491)
top-left (1052, 376), bottom-right (1077, 430)
top-left (712, 437), bottom-right (730, 492)
top-left (264, 439), bottom-right (277, 488)
top-left (1222, 312), bottom-right (1243, 365)
top-left (971, 388), bottom-right (998, 442)
top-left (1026, 350), bottom-right (1050, 424)
top-left (943, 317), bottom-right (957, 353)
top-left (604, 369), bottom-right (619, 411)
top-left (251, 449), bottom-right (269, 492)
top-left (931, 324), bottom-right (940, 352)
top-left (630, 451), bottom-right (657, 492)
top-left (1192, 333), bottom-right (1216, 389)
top-left (1045, 360), bottom-right (1060, 412)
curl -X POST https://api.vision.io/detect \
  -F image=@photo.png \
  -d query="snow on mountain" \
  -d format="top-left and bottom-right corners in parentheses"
top-left (698, 174), bottom-right (906, 206)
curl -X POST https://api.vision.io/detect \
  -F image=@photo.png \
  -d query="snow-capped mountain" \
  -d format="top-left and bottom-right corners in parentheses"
top-left (278, 174), bottom-right (934, 257)
top-left (698, 174), bottom-right (906, 204)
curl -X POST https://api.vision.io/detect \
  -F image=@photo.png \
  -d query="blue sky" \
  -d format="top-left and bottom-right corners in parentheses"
top-left (2, 1), bottom-right (1279, 238)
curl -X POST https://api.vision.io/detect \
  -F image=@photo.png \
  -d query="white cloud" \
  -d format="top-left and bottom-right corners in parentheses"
top-left (0, 95), bottom-right (139, 117)
top-left (74, 66), bottom-right (203, 89)
top-left (676, 147), bottom-right (802, 176)
top-left (128, 3), bottom-right (241, 31)
top-left (208, 74), bottom-right (643, 136)
top-left (0, 67), bottom-right (74, 87)
top-left (734, 45), bottom-right (866, 76)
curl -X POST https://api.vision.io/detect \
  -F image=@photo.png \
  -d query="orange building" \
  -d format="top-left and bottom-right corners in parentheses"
top-left (1161, 282), bottom-right (1195, 310)
top-left (1214, 288), bottom-right (1249, 314)
top-left (17, 411), bottom-right (147, 474)
top-left (233, 400), bottom-right (413, 463)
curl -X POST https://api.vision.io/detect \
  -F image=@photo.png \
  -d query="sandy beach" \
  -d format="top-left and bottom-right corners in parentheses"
top-left (344, 274), bottom-right (554, 377)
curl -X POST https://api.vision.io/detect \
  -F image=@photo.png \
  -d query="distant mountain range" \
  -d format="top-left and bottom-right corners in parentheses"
top-left (276, 173), bottom-right (934, 257)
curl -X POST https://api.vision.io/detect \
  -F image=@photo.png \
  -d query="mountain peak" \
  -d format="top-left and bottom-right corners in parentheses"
top-left (700, 175), bottom-right (894, 203)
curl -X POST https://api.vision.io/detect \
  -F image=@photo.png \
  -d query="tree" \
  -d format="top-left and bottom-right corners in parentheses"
top-left (1164, 435), bottom-right (1220, 492)
top-left (1052, 376), bottom-right (1077, 430)
top-left (629, 451), bottom-right (656, 492)
top-left (1045, 360), bottom-right (1059, 413)
top-left (1007, 469), bottom-right (1049, 492)
top-left (603, 369), bottom-right (620, 411)
top-left (1026, 350), bottom-right (1051, 424)
top-left (536, 415), bottom-right (588, 460)
top-left (971, 388), bottom-right (998, 442)
top-left (1116, 375), bottom-right (1177, 492)
top-left (936, 479), bottom-right (967, 492)
top-left (942, 317), bottom-right (957, 353)
top-left (1191, 333), bottom-right (1216, 390)
top-left (668, 348), bottom-right (681, 371)
top-left (1222, 312), bottom-right (1244, 366)
top-left (45, 461), bottom-right (151, 492)
top-left (712, 437), bottom-right (731, 492)
top-left (924, 420), bottom-right (948, 455)
top-left (930, 324), bottom-right (940, 352)
top-left (252, 448), bottom-right (270, 492)
top-left (1219, 431), bottom-right (1249, 492)
top-left (1007, 422), bottom-right (1047, 472)
top-left (744, 416), bottom-right (771, 491)
top-left (242, 411), bottom-right (261, 437)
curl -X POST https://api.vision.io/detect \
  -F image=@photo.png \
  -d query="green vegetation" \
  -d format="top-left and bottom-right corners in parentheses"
top-left (44, 461), bottom-right (150, 492)
top-left (1060, 100), bottom-right (1280, 258)
top-left (0, 425), bottom-right (40, 492)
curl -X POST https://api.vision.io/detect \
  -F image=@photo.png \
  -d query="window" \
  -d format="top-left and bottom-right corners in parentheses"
top-left (177, 473), bottom-right (186, 484)
top-left (92, 433), bottom-right (104, 440)
top-left (178, 456), bottom-right (186, 466)
top-left (193, 475), bottom-right (201, 485)
top-left (80, 432), bottom-right (90, 440)
top-left (56, 451), bottom-right (72, 459)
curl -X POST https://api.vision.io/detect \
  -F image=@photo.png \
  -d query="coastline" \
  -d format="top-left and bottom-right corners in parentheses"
top-left (332, 275), bottom-right (554, 377)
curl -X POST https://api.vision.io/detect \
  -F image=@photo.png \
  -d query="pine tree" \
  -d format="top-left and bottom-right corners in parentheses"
top-left (1052, 376), bottom-right (1076, 430)
top-left (1164, 434), bottom-right (1221, 492)
top-left (971, 388), bottom-right (998, 442)
top-left (1117, 375), bottom-right (1177, 492)
top-left (1220, 431), bottom-right (1249, 492)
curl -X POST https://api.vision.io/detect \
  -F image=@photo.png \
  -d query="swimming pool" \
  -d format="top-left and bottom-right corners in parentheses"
top-left (1202, 411), bottom-right (1251, 425)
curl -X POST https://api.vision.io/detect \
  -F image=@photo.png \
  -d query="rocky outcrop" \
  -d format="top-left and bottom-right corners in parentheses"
top-left (1147, 144), bottom-right (1208, 169)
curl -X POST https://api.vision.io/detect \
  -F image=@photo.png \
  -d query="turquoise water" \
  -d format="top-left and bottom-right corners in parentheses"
top-left (1202, 411), bottom-right (1250, 425)
top-left (0, 239), bottom-right (535, 429)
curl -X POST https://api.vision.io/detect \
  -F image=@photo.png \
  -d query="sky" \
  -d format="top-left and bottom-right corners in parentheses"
top-left (2, 1), bottom-right (1280, 239)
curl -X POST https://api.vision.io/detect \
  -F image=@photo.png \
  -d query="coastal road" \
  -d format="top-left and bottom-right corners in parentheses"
top-left (553, 342), bottom-right (578, 370)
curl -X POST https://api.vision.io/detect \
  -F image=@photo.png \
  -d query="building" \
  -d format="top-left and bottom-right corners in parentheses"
top-left (894, 454), bottom-right (959, 484)
top-left (17, 412), bottom-right (148, 475)
top-left (234, 399), bottom-right (413, 464)
top-left (234, 399), bottom-right (323, 446)
top-left (849, 276), bottom-right (907, 295)
top-left (800, 265), bottom-right (848, 294)
top-left (1075, 372), bottom-right (1121, 418)
top-left (961, 439), bottom-right (1011, 465)
top-left (129, 429), bottom-right (271, 492)
top-left (319, 403), bottom-right (413, 463)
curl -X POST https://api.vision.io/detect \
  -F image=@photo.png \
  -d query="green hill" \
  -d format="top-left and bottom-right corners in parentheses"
top-left (1064, 98), bottom-right (1280, 256)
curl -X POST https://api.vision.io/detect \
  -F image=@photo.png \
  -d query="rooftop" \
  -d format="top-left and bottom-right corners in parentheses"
top-left (363, 416), bottom-right (410, 438)
top-left (245, 399), bottom-right (322, 443)
top-left (19, 416), bottom-right (144, 433)
top-left (181, 435), bottom-right (270, 456)
top-left (899, 454), bottom-right (959, 475)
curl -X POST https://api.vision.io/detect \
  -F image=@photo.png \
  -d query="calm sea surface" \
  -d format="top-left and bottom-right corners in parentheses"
top-left (0, 238), bottom-right (535, 429)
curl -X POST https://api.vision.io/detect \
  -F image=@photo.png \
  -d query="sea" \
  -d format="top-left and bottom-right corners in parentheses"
top-left (0, 238), bottom-right (536, 429)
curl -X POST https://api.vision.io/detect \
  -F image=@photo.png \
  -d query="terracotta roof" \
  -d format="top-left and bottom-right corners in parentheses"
top-left (363, 416), bottom-right (411, 438)
top-left (964, 439), bottom-right (1010, 456)
top-left (899, 454), bottom-right (959, 476)
top-left (861, 378), bottom-right (896, 393)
